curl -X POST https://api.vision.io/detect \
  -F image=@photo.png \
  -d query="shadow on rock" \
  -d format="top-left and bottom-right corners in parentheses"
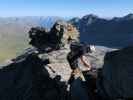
top-left (28, 21), bottom-right (65, 53)
top-left (0, 54), bottom-right (68, 100)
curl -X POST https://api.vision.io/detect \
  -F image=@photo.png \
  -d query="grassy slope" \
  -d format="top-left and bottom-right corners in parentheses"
top-left (0, 16), bottom-right (62, 64)
top-left (0, 33), bottom-right (29, 63)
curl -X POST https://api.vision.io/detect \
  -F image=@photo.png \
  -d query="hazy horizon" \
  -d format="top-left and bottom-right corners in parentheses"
top-left (0, 13), bottom-right (132, 20)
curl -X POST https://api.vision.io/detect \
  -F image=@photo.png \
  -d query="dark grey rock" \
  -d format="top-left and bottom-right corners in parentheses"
top-left (0, 54), bottom-right (68, 100)
top-left (97, 46), bottom-right (133, 99)
top-left (28, 21), bottom-right (66, 52)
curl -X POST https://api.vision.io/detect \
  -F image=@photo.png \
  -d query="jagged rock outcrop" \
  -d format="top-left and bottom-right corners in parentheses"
top-left (28, 21), bottom-right (65, 51)
top-left (28, 21), bottom-right (79, 52)
top-left (97, 46), bottom-right (133, 99)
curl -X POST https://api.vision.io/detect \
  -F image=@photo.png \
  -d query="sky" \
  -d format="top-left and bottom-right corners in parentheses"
top-left (0, 0), bottom-right (133, 18)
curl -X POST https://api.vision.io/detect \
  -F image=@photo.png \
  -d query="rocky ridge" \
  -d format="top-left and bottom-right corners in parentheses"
top-left (70, 13), bottom-right (133, 48)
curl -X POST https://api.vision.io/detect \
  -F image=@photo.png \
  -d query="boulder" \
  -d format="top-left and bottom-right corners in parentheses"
top-left (97, 46), bottom-right (133, 99)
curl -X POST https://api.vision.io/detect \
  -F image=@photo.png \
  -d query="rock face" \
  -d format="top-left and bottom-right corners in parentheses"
top-left (38, 46), bottom-right (72, 81)
top-left (97, 46), bottom-right (133, 99)
top-left (70, 13), bottom-right (133, 48)
top-left (0, 53), bottom-right (70, 100)
top-left (0, 54), bottom-right (44, 99)
top-left (28, 21), bottom-right (79, 52)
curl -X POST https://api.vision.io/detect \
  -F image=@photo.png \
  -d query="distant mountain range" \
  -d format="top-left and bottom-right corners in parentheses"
top-left (0, 16), bottom-right (63, 35)
top-left (69, 13), bottom-right (133, 48)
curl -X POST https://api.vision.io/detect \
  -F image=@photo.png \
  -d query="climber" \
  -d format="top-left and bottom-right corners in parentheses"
top-left (67, 41), bottom-right (92, 81)
top-left (67, 42), bottom-right (93, 100)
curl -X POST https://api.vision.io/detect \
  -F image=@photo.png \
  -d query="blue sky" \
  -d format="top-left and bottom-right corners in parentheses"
top-left (0, 0), bottom-right (133, 17)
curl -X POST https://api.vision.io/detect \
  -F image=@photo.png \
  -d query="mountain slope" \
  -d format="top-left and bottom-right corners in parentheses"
top-left (0, 16), bottom-right (63, 63)
top-left (70, 14), bottom-right (133, 48)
